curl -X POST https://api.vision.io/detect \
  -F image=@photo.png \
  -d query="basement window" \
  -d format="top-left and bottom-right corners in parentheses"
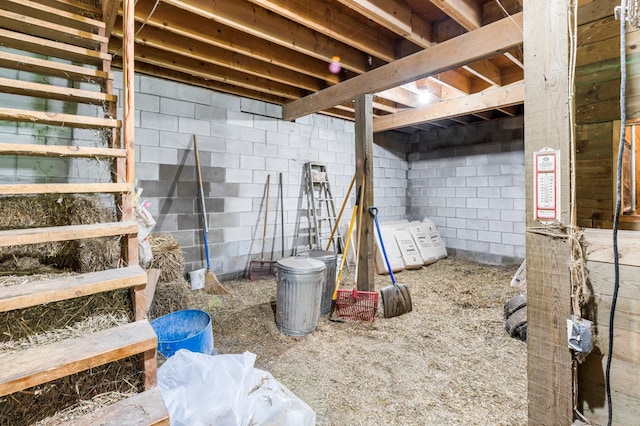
top-left (618, 122), bottom-right (640, 217)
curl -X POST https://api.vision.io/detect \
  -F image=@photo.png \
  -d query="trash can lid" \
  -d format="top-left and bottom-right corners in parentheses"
top-left (277, 256), bottom-right (326, 273)
top-left (301, 247), bottom-right (337, 262)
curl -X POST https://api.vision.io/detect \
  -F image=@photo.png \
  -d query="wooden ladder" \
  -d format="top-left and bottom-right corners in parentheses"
top-left (0, 0), bottom-right (168, 423)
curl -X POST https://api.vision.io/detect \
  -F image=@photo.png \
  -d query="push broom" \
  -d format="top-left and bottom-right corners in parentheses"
top-left (194, 135), bottom-right (229, 295)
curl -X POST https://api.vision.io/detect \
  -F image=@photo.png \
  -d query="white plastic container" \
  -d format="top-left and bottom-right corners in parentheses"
top-left (393, 228), bottom-right (423, 269)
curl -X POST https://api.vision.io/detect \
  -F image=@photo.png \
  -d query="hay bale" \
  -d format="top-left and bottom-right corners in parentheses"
top-left (149, 234), bottom-right (185, 283)
top-left (148, 279), bottom-right (191, 320)
top-left (0, 195), bottom-right (119, 272)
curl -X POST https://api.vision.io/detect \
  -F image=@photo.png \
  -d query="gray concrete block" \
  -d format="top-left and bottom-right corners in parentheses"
top-left (212, 122), bottom-right (242, 140)
top-left (211, 153), bottom-right (240, 168)
top-left (457, 228), bottom-right (478, 241)
top-left (227, 110), bottom-right (255, 127)
top-left (436, 187), bottom-right (456, 198)
top-left (161, 98), bottom-right (195, 118)
top-left (489, 243), bottom-right (515, 257)
top-left (134, 127), bottom-right (160, 147)
top-left (436, 167), bottom-right (456, 178)
top-left (212, 92), bottom-right (241, 111)
top-left (241, 126), bottom-right (266, 143)
top-left (456, 208), bottom-right (477, 219)
top-left (254, 116), bottom-right (278, 132)
top-left (447, 197), bottom-right (466, 208)
top-left (240, 155), bottom-right (266, 170)
top-left (157, 197), bottom-right (196, 215)
top-left (477, 164), bottom-right (501, 176)
top-left (489, 198), bottom-right (514, 210)
top-left (478, 230), bottom-right (502, 243)
top-left (489, 220), bottom-right (514, 233)
top-left (465, 154), bottom-right (488, 166)
top-left (178, 84), bottom-right (211, 105)
top-left (154, 213), bottom-right (178, 232)
top-left (446, 176), bottom-right (466, 187)
top-left (226, 139), bottom-right (255, 155)
top-left (467, 198), bottom-right (489, 209)
top-left (466, 176), bottom-right (488, 187)
top-left (179, 117), bottom-right (210, 136)
top-left (446, 216), bottom-right (466, 229)
top-left (226, 168), bottom-right (254, 183)
top-left (141, 111), bottom-right (178, 132)
top-left (135, 93), bottom-right (160, 112)
top-left (501, 186), bottom-right (525, 199)
top-left (140, 75), bottom-right (179, 99)
top-left (488, 175), bottom-right (513, 187)
top-left (224, 225), bottom-right (253, 242)
top-left (265, 102), bottom-right (282, 119)
top-left (467, 240), bottom-right (490, 253)
top-left (225, 197), bottom-right (253, 213)
top-left (501, 209), bottom-right (525, 222)
top-left (477, 187), bottom-right (501, 198)
top-left (477, 208), bottom-right (501, 220)
top-left (139, 146), bottom-right (177, 164)
top-left (135, 162), bottom-right (159, 181)
top-left (466, 219), bottom-right (489, 231)
top-left (241, 98), bottom-right (266, 116)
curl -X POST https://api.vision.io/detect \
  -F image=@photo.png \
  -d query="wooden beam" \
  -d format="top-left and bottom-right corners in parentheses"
top-left (354, 94), bottom-right (374, 292)
top-left (163, 0), bottom-right (379, 74)
top-left (523, 0), bottom-right (574, 424)
top-left (373, 82), bottom-right (523, 132)
top-left (430, 0), bottom-right (482, 31)
top-left (245, 0), bottom-right (399, 62)
top-left (335, 0), bottom-right (433, 47)
top-left (101, 0), bottom-right (121, 39)
top-left (282, 13), bottom-right (522, 120)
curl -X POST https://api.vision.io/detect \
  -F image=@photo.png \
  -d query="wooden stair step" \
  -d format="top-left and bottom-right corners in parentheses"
top-left (0, 77), bottom-right (117, 105)
top-left (34, 0), bottom-right (102, 17)
top-left (0, 182), bottom-right (131, 196)
top-left (0, 9), bottom-right (107, 50)
top-left (0, 265), bottom-right (147, 313)
top-left (0, 143), bottom-right (126, 158)
top-left (0, 51), bottom-right (110, 84)
top-left (62, 387), bottom-right (170, 426)
top-left (0, 0), bottom-right (105, 34)
top-left (0, 28), bottom-right (109, 66)
top-left (0, 107), bottom-right (120, 129)
top-left (0, 320), bottom-right (157, 397)
top-left (0, 221), bottom-right (138, 248)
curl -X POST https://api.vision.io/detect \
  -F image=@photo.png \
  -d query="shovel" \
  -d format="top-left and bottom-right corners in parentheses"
top-left (369, 207), bottom-right (412, 318)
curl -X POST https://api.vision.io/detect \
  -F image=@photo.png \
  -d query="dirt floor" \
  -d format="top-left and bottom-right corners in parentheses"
top-left (189, 256), bottom-right (528, 425)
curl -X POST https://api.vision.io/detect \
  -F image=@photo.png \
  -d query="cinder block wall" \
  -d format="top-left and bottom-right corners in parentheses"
top-left (118, 73), bottom-right (410, 280)
top-left (408, 117), bottom-right (525, 265)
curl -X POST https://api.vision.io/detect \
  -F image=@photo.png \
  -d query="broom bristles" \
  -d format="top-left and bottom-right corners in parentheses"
top-left (203, 269), bottom-right (229, 295)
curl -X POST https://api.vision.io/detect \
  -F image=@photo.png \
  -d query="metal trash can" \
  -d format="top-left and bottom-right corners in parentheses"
top-left (275, 256), bottom-right (325, 336)
top-left (302, 248), bottom-right (337, 314)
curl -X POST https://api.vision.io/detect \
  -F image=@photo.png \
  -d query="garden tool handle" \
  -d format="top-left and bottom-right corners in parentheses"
top-left (369, 207), bottom-right (397, 286)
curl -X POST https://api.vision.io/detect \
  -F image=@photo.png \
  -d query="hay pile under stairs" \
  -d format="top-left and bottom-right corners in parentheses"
top-left (0, 0), bottom-right (167, 423)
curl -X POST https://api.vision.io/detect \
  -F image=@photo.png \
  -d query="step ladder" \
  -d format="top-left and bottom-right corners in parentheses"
top-left (304, 162), bottom-right (343, 253)
top-left (0, 0), bottom-right (167, 423)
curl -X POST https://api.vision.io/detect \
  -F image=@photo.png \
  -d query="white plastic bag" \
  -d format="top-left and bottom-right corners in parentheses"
top-left (157, 350), bottom-right (316, 426)
top-left (135, 200), bottom-right (156, 268)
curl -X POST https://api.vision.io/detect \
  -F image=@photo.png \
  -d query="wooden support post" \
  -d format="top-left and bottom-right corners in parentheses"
top-left (355, 94), bottom-right (374, 292)
top-left (524, 0), bottom-right (574, 424)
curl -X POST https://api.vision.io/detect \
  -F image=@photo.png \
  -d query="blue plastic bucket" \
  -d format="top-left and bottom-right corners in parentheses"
top-left (150, 309), bottom-right (214, 358)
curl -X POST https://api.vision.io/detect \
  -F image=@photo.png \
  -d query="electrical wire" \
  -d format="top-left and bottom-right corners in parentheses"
top-left (608, 2), bottom-right (628, 425)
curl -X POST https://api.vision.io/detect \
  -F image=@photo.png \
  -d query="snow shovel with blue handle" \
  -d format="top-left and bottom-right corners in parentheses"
top-left (369, 207), bottom-right (412, 318)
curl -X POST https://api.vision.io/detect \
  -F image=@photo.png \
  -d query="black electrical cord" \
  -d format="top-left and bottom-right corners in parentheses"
top-left (607, 3), bottom-right (627, 425)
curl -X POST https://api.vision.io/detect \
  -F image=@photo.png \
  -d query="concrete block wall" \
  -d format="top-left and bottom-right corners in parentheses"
top-left (408, 117), bottom-right (525, 265)
top-left (116, 73), bottom-right (409, 280)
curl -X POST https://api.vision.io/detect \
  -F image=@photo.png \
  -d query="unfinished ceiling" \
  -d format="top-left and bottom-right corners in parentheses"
top-left (108, 0), bottom-right (524, 133)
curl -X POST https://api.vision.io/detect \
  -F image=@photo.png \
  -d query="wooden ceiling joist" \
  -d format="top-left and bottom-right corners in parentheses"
top-left (283, 13), bottom-right (523, 121)
top-left (373, 81), bottom-right (524, 132)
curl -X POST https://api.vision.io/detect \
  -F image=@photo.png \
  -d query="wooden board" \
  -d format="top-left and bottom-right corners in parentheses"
top-left (0, 265), bottom-right (147, 313)
top-left (523, 0), bottom-right (574, 423)
top-left (0, 320), bottom-right (157, 397)
top-left (0, 77), bottom-right (116, 105)
top-left (0, 51), bottom-right (110, 83)
top-left (0, 182), bottom-right (130, 195)
top-left (0, 221), bottom-right (138, 248)
top-left (0, 143), bottom-right (125, 158)
top-left (64, 387), bottom-right (169, 426)
top-left (583, 228), bottom-right (640, 266)
top-left (0, 0), bottom-right (105, 33)
top-left (0, 107), bottom-right (120, 130)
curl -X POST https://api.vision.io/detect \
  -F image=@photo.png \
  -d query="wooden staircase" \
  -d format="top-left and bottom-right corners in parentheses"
top-left (0, 0), bottom-right (168, 423)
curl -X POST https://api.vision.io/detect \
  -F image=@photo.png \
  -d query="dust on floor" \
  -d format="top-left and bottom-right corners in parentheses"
top-left (190, 256), bottom-right (527, 426)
